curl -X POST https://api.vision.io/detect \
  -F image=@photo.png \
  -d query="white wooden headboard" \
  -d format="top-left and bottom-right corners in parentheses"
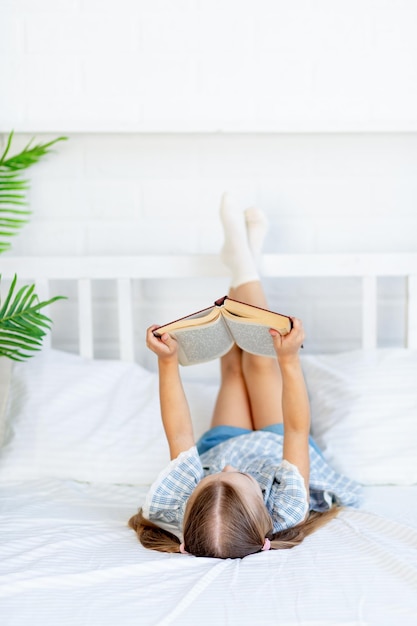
top-left (2, 253), bottom-right (417, 359)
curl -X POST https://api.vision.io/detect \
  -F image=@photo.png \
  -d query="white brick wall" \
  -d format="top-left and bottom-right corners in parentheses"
top-left (1, 1), bottom-right (416, 371)
top-left (4, 133), bottom-right (416, 257)
top-left (1, 0), bottom-right (417, 131)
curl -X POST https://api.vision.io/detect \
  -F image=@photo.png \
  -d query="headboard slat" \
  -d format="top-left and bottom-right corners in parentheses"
top-left (407, 275), bottom-right (417, 349)
top-left (78, 279), bottom-right (94, 359)
top-left (34, 278), bottom-right (52, 350)
top-left (362, 276), bottom-right (377, 349)
top-left (117, 278), bottom-right (135, 362)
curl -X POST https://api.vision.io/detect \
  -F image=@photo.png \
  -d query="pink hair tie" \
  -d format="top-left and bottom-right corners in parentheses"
top-left (179, 542), bottom-right (188, 554)
top-left (262, 538), bottom-right (271, 551)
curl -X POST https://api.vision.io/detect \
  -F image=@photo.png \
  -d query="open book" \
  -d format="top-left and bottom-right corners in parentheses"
top-left (153, 296), bottom-right (292, 366)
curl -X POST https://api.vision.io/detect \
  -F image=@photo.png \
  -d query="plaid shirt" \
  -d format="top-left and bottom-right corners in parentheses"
top-left (142, 431), bottom-right (362, 540)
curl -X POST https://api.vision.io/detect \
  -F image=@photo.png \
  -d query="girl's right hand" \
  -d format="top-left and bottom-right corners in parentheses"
top-left (269, 317), bottom-right (305, 361)
top-left (146, 325), bottom-right (179, 361)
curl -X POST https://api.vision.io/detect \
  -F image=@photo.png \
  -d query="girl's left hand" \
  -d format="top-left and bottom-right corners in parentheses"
top-left (146, 325), bottom-right (179, 361)
top-left (269, 317), bottom-right (305, 361)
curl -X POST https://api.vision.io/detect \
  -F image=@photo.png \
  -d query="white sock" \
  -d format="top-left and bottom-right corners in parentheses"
top-left (220, 193), bottom-right (259, 288)
top-left (245, 207), bottom-right (269, 268)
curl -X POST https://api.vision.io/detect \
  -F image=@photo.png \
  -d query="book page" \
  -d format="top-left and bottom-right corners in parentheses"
top-left (223, 317), bottom-right (277, 357)
top-left (170, 316), bottom-right (234, 365)
top-left (155, 306), bottom-right (220, 335)
top-left (223, 298), bottom-right (291, 334)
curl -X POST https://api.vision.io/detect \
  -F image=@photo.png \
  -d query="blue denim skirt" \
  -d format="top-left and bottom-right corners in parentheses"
top-left (196, 423), bottom-right (324, 457)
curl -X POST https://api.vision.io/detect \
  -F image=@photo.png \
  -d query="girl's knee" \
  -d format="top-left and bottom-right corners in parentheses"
top-left (221, 345), bottom-right (243, 376)
top-left (244, 354), bottom-right (279, 376)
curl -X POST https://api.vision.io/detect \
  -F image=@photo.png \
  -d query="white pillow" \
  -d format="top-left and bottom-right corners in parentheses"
top-left (302, 349), bottom-right (417, 485)
top-left (0, 349), bottom-right (217, 485)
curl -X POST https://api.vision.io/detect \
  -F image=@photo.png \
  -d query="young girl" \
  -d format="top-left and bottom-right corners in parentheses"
top-left (129, 194), bottom-right (362, 559)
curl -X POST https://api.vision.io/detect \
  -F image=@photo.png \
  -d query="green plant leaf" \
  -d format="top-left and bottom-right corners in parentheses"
top-left (0, 275), bottom-right (67, 360)
top-left (0, 132), bottom-right (68, 170)
top-left (0, 131), bottom-right (67, 252)
top-left (0, 131), bottom-right (14, 165)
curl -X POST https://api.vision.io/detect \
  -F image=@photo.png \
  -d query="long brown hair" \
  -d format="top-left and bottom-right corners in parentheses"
top-left (128, 481), bottom-right (340, 558)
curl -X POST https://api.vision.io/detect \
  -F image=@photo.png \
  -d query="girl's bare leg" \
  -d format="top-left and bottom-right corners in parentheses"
top-left (210, 342), bottom-right (253, 430)
top-left (230, 282), bottom-right (284, 428)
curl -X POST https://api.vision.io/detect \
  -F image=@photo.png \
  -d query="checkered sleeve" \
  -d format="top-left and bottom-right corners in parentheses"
top-left (267, 460), bottom-right (309, 532)
top-left (142, 446), bottom-right (204, 528)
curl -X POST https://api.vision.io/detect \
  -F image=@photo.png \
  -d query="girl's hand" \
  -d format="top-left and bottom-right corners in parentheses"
top-left (146, 325), bottom-right (179, 361)
top-left (269, 318), bottom-right (305, 362)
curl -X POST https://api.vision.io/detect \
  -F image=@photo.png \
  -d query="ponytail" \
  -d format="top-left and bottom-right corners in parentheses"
top-left (270, 507), bottom-right (341, 550)
top-left (128, 510), bottom-right (181, 553)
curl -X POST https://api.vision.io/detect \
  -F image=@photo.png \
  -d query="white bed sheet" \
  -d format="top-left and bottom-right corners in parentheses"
top-left (1, 480), bottom-right (416, 626)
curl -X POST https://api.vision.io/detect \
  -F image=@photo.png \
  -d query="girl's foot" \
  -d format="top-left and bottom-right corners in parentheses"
top-left (220, 193), bottom-right (259, 288)
top-left (245, 207), bottom-right (269, 259)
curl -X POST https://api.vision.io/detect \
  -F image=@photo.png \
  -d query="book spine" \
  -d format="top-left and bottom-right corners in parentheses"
top-left (214, 295), bottom-right (228, 307)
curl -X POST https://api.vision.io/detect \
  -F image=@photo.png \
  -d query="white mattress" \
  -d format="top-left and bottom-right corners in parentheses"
top-left (1, 480), bottom-right (416, 626)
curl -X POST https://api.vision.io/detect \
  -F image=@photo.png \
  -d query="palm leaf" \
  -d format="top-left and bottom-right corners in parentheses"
top-left (0, 274), bottom-right (66, 361)
top-left (0, 131), bottom-right (68, 170)
top-left (0, 131), bottom-right (67, 252)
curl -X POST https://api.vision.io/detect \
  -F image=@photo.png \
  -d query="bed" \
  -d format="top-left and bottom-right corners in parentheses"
top-left (1, 253), bottom-right (417, 626)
